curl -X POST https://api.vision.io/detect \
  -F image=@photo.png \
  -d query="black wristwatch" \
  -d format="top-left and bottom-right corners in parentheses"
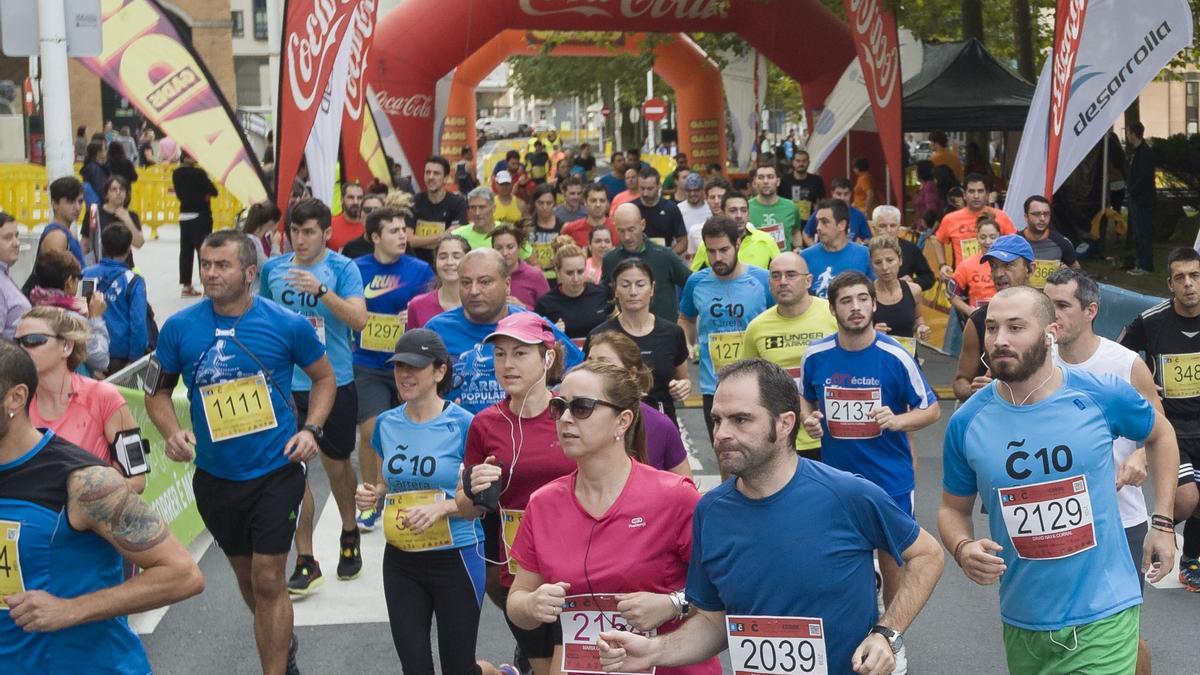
top-left (302, 423), bottom-right (324, 440)
top-left (316, 284), bottom-right (329, 298)
top-left (869, 625), bottom-right (903, 654)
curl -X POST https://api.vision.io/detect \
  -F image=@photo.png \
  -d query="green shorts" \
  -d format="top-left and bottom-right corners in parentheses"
top-left (1002, 605), bottom-right (1139, 675)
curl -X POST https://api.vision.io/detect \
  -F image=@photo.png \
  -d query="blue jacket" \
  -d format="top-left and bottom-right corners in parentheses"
top-left (82, 258), bottom-right (148, 360)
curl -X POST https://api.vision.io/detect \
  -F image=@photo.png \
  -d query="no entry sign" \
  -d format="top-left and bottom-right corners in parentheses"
top-left (642, 97), bottom-right (667, 123)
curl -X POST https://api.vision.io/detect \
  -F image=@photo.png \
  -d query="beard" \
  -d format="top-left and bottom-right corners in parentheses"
top-left (346, 204), bottom-right (362, 219)
top-left (836, 314), bottom-right (871, 334)
top-left (990, 338), bottom-right (1049, 383)
top-left (715, 424), bottom-right (778, 477)
top-left (711, 260), bottom-right (733, 276)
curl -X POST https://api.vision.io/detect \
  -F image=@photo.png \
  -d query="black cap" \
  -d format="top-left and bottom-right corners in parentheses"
top-left (386, 328), bottom-right (449, 368)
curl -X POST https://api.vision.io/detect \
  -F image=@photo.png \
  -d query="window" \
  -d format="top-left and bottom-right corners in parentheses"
top-left (253, 0), bottom-right (268, 40)
top-left (231, 11), bottom-right (244, 38)
top-left (1187, 81), bottom-right (1198, 135)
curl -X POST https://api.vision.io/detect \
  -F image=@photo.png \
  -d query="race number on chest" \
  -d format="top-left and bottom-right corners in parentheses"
top-left (727, 615), bottom-right (828, 675)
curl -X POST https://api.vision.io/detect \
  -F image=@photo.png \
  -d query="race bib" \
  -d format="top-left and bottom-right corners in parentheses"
top-left (1029, 260), bottom-right (1060, 289)
top-left (307, 316), bottom-right (326, 344)
top-left (794, 200), bottom-right (812, 221)
top-left (361, 313), bottom-right (404, 353)
top-left (415, 220), bottom-right (445, 239)
top-left (649, 237), bottom-right (667, 247)
top-left (501, 508), bottom-right (525, 575)
top-left (561, 594), bottom-right (655, 675)
top-left (1159, 353), bottom-right (1200, 399)
top-left (383, 490), bottom-right (454, 552)
top-left (200, 374), bottom-right (279, 442)
top-left (532, 243), bottom-right (554, 270)
top-left (824, 386), bottom-right (881, 439)
top-left (0, 520), bottom-right (25, 608)
top-left (727, 615), bottom-right (828, 675)
top-left (708, 331), bottom-right (746, 371)
top-left (894, 336), bottom-right (917, 358)
top-left (959, 237), bottom-right (980, 260)
top-left (999, 475), bottom-right (1095, 560)
top-left (758, 223), bottom-right (786, 249)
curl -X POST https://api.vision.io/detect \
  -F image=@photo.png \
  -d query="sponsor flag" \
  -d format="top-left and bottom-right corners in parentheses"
top-left (1005, 0), bottom-right (1193, 224)
top-left (304, 4), bottom-right (357, 207)
top-left (842, 0), bottom-right (905, 209)
top-left (78, 0), bottom-right (267, 207)
top-left (339, 0), bottom-right (379, 186)
top-left (358, 103), bottom-right (391, 184)
top-left (367, 84), bottom-right (413, 180)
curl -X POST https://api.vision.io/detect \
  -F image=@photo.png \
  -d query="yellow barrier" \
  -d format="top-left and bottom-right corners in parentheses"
top-left (0, 163), bottom-right (246, 238)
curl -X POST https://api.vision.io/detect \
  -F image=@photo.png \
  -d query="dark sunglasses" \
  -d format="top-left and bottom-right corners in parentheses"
top-left (548, 396), bottom-right (625, 421)
top-left (14, 333), bottom-right (57, 348)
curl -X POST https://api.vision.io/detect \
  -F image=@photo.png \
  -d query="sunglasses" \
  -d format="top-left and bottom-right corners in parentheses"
top-left (14, 333), bottom-right (57, 349)
top-left (548, 396), bottom-right (625, 421)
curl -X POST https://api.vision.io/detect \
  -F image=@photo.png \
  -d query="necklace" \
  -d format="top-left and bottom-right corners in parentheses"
top-left (998, 367), bottom-right (1057, 406)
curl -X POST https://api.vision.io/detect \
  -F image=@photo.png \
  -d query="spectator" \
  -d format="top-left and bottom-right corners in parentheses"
top-left (27, 177), bottom-right (86, 294)
top-left (83, 224), bottom-right (149, 372)
top-left (80, 140), bottom-right (109, 203)
top-left (106, 141), bottom-right (138, 185)
top-left (912, 160), bottom-right (943, 232)
top-left (242, 201), bottom-right (283, 268)
top-left (74, 126), bottom-right (89, 162)
top-left (929, 130), bottom-right (963, 181)
top-left (851, 157), bottom-right (874, 213)
top-left (29, 248), bottom-right (110, 374)
top-left (172, 152), bottom-right (219, 296)
top-left (88, 175), bottom-right (145, 268)
top-left (1125, 121), bottom-right (1156, 274)
top-left (138, 128), bottom-right (158, 166)
top-left (115, 126), bottom-right (138, 165)
top-left (0, 213), bottom-right (30, 339)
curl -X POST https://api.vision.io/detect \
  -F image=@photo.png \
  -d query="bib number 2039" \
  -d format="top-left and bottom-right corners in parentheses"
top-left (727, 616), bottom-right (827, 675)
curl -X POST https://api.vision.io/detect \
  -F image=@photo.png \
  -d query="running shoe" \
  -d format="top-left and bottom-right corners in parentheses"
top-left (287, 556), bottom-right (324, 596)
top-left (337, 529), bottom-right (363, 580)
top-left (356, 508), bottom-right (380, 532)
top-left (1180, 556), bottom-right (1200, 592)
top-left (286, 633), bottom-right (300, 675)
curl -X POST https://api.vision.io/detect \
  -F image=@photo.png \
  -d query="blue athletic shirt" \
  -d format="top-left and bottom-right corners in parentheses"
top-left (156, 297), bottom-right (325, 480)
top-left (800, 332), bottom-right (936, 498)
top-left (687, 460), bottom-right (918, 675)
top-left (260, 250), bottom-right (363, 390)
top-left (423, 306), bottom-right (585, 414)
top-left (799, 243), bottom-right (874, 299)
top-left (372, 401), bottom-right (482, 550)
top-left (943, 368), bottom-right (1154, 631)
top-left (0, 431), bottom-right (152, 674)
top-left (352, 253), bottom-right (434, 370)
top-left (679, 266), bottom-right (773, 395)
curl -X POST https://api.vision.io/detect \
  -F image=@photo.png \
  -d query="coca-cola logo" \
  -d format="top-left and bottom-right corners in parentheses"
top-left (343, 0), bottom-right (377, 121)
top-left (375, 90), bottom-right (433, 118)
top-left (848, 0), bottom-right (899, 108)
top-left (519, 0), bottom-right (725, 20)
top-left (286, 0), bottom-right (355, 112)
top-left (1050, 0), bottom-right (1088, 138)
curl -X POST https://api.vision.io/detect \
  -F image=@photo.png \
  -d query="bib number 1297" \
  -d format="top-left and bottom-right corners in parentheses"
top-left (727, 615), bottom-right (828, 675)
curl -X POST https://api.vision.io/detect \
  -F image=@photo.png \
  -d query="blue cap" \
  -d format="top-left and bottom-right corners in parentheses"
top-left (981, 234), bottom-right (1035, 263)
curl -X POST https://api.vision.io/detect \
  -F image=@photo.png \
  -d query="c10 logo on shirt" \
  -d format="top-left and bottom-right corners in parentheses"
top-left (1005, 439), bottom-right (1073, 480)
top-left (709, 303), bottom-right (745, 318)
top-left (387, 444), bottom-right (437, 478)
top-left (280, 289), bottom-right (319, 308)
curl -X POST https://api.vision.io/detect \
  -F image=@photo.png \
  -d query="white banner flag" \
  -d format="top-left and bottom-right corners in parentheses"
top-left (304, 2), bottom-right (360, 207)
top-left (1004, 0), bottom-right (1193, 225)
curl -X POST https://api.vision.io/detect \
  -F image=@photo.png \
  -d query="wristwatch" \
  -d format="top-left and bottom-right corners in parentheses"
top-left (302, 423), bottom-right (324, 440)
top-left (316, 284), bottom-right (329, 298)
top-left (869, 625), bottom-right (903, 654)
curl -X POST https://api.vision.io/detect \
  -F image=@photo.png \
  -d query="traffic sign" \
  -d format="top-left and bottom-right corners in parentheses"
top-left (601, 106), bottom-right (612, 117)
top-left (642, 97), bottom-right (667, 123)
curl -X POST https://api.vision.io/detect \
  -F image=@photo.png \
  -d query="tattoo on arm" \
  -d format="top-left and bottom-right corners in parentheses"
top-left (70, 466), bottom-right (169, 553)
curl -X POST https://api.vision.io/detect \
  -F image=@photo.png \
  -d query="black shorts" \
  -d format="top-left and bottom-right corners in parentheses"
top-left (1125, 521), bottom-right (1147, 595)
top-left (194, 462), bottom-right (305, 557)
top-left (294, 383), bottom-right (358, 460)
top-left (1178, 436), bottom-right (1200, 487)
top-left (498, 585), bottom-right (563, 660)
top-left (354, 364), bottom-right (399, 423)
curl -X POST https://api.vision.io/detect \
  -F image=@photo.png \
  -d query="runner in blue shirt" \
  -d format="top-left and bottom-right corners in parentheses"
top-left (939, 287), bottom-right (1179, 675)
top-left (260, 199), bottom-right (370, 591)
top-left (801, 199), bottom-right (874, 299)
top-left (146, 230), bottom-right (335, 674)
top-left (594, 359), bottom-right (944, 675)
top-left (350, 207), bottom-right (434, 531)
top-left (424, 248), bottom-right (583, 414)
top-left (802, 178), bottom-right (872, 245)
top-left (680, 214), bottom-right (772, 453)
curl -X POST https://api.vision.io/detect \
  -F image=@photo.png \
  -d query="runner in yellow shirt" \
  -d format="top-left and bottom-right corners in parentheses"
top-left (691, 191), bottom-right (778, 271)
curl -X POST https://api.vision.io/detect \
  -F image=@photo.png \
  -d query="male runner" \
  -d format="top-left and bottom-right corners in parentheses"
top-left (800, 177), bottom-right (872, 248)
top-left (261, 199), bottom-right (368, 591)
top-left (680, 215), bottom-right (773, 451)
top-left (327, 181), bottom-right (365, 252)
top-left (778, 149), bottom-right (825, 223)
top-left (933, 173), bottom-right (1016, 277)
top-left (1019, 195), bottom-right (1078, 289)
top-left (560, 182), bottom-right (617, 248)
top-left (597, 359), bottom-right (943, 675)
top-left (689, 191), bottom-right (778, 272)
top-left (941, 287), bottom-right (1178, 674)
top-left (1119, 247), bottom-right (1200, 590)
top-left (800, 198), bottom-right (873, 299)
top-left (409, 156), bottom-right (469, 264)
top-left (872, 205), bottom-right (934, 291)
top-left (748, 164), bottom-right (801, 251)
top-left (147, 230), bottom-right (335, 674)
top-left (742, 252), bottom-right (837, 459)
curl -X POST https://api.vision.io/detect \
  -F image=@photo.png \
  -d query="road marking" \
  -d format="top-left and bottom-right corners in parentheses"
top-left (292, 495), bottom-right (391, 626)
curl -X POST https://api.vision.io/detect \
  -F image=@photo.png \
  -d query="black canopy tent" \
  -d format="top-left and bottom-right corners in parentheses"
top-left (903, 38), bottom-right (1036, 132)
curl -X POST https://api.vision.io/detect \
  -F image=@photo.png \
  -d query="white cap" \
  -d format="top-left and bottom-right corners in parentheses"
top-left (495, 170), bottom-right (513, 184)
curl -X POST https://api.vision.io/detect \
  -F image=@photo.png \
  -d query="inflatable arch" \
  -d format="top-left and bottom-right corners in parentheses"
top-left (371, 0), bottom-right (860, 187)
top-left (441, 30), bottom-right (725, 169)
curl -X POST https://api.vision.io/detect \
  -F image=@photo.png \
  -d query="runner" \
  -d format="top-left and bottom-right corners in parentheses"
top-left (800, 198), bottom-right (873, 299)
top-left (932, 174), bottom-right (1016, 276)
top-left (869, 237), bottom-right (933, 350)
top-left (534, 244), bottom-right (609, 340)
top-left (493, 171), bottom-right (527, 227)
top-left (528, 184), bottom-right (564, 277)
top-left (260, 199), bottom-right (369, 590)
top-left (635, 167), bottom-right (687, 255)
top-left (940, 286), bottom-right (1178, 674)
top-left (596, 359), bottom-right (943, 675)
top-left (800, 178), bottom-right (872, 248)
top-left (492, 224), bottom-right (549, 310)
top-left (457, 313), bottom-right (578, 675)
top-left (948, 217), bottom-right (1001, 318)
top-left (589, 258), bottom-right (690, 423)
top-left (409, 156), bottom-right (469, 265)
top-left (327, 181), bottom-right (365, 252)
top-left (405, 234), bottom-right (469, 330)
top-left (1018, 195), bottom-right (1078, 289)
top-left (560, 182), bottom-right (617, 249)
top-left (0, 341), bottom-right (204, 673)
top-left (680, 215), bottom-right (773, 450)
top-left (742, 252), bottom-right (837, 459)
top-left (600, 203), bottom-right (691, 323)
top-left (748, 164), bottom-right (800, 251)
top-left (689, 191), bottom-right (778, 272)
top-left (350, 207), bottom-right (434, 531)
top-left (1118, 247), bottom-right (1200, 590)
top-left (353, 329), bottom-right (514, 675)
top-left (506, 360), bottom-right (720, 675)
top-left (871, 205), bottom-right (934, 291)
top-left (677, 173), bottom-right (712, 262)
top-left (585, 331), bottom-right (692, 476)
top-left (145, 230), bottom-right (335, 673)
top-left (583, 225), bottom-right (613, 284)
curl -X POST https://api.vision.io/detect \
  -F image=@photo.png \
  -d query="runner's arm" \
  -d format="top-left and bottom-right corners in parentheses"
top-left (679, 315), bottom-right (697, 349)
top-left (876, 528), bottom-right (943, 633)
top-left (600, 607), bottom-right (729, 668)
top-left (299, 356), bottom-right (336, 427)
top-left (102, 402), bottom-right (147, 494)
top-left (952, 319), bottom-right (985, 402)
top-left (321, 292), bottom-right (367, 331)
top-left (1143, 410), bottom-right (1180, 526)
top-left (144, 382), bottom-right (182, 439)
top-left (1130, 358), bottom-right (1164, 415)
top-left (890, 400), bottom-right (940, 433)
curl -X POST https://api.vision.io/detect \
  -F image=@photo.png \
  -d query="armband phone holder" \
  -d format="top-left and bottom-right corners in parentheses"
top-left (113, 428), bottom-right (151, 478)
top-left (143, 356), bottom-right (168, 396)
top-left (464, 462), bottom-right (502, 512)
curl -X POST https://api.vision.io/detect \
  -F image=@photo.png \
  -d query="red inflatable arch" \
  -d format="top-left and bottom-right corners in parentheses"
top-left (371, 0), bottom-right (861, 187)
top-left (440, 30), bottom-right (725, 168)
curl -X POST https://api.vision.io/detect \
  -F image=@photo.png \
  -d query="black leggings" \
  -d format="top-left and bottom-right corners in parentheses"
top-left (382, 544), bottom-right (486, 675)
top-left (179, 215), bottom-right (213, 285)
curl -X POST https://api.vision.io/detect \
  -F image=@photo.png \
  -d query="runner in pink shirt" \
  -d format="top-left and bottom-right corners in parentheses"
top-left (491, 225), bottom-right (549, 309)
top-left (507, 361), bottom-right (720, 675)
top-left (405, 234), bottom-right (468, 329)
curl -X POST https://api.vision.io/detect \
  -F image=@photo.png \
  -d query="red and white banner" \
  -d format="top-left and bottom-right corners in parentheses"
top-left (842, 0), bottom-right (904, 210)
top-left (275, 0), bottom-right (360, 207)
top-left (340, 0), bottom-right (379, 187)
top-left (1006, 0), bottom-right (1193, 224)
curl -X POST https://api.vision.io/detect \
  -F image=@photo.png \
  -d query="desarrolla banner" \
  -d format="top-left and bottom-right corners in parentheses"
top-left (79, 0), bottom-right (268, 208)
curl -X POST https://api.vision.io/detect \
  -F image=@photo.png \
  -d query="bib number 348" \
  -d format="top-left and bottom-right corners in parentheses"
top-left (727, 615), bottom-right (828, 675)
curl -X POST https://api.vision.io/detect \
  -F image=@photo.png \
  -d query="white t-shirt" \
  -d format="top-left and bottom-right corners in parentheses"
top-left (1056, 337), bottom-right (1147, 527)
top-left (679, 200), bottom-right (712, 256)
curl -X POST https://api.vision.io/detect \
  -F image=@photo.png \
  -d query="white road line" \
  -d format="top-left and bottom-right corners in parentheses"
top-left (291, 495), bottom-right (391, 626)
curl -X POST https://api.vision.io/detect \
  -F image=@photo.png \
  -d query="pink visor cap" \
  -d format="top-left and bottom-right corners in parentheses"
top-left (483, 312), bottom-right (556, 348)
